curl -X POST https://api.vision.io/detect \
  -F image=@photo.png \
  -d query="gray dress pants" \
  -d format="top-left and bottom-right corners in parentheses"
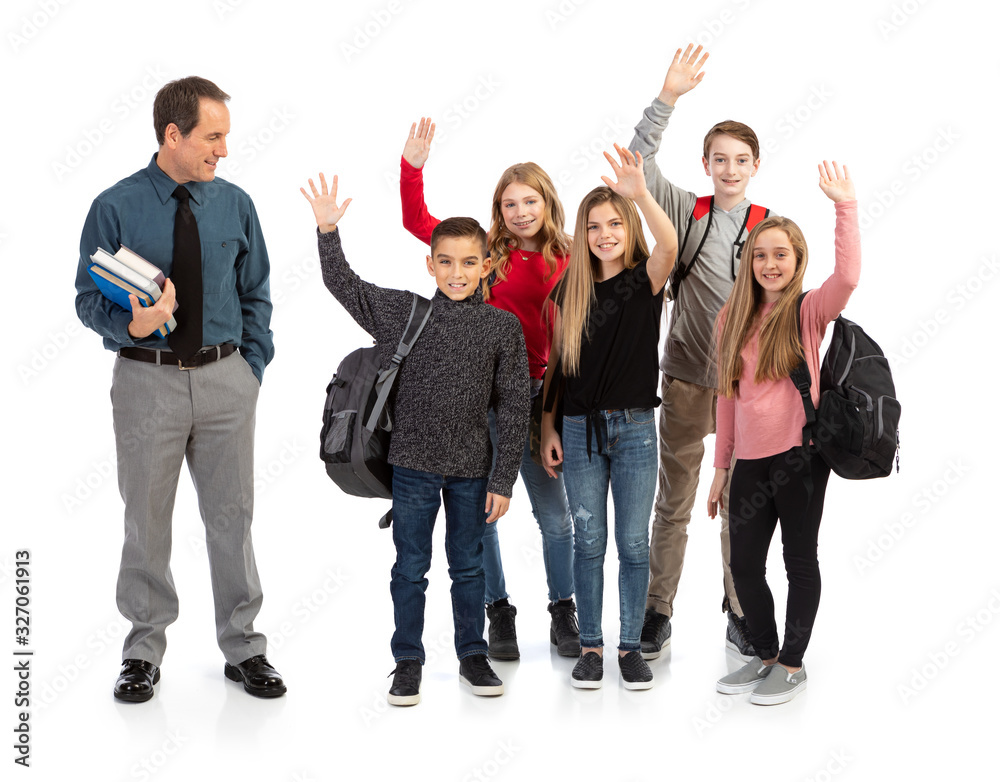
top-left (111, 350), bottom-right (267, 666)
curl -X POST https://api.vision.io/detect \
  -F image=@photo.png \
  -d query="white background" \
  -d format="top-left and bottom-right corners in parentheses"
top-left (2, 0), bottom-right (996, 779)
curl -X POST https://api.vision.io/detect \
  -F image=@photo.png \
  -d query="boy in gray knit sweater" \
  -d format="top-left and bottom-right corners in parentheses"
top-left (301, 173), bottom-right (529, 706)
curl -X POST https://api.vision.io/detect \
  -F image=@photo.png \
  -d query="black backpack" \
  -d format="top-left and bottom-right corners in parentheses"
top-left (791, 293), bottom-right (900, 479)
top-left (320, 293), bottom-right (433, 526)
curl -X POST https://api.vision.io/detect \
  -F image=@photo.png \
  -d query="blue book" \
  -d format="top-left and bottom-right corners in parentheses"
top-left (87, 263), bottom-right (177, 338)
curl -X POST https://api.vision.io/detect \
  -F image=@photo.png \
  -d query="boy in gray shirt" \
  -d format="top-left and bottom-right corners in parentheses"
top-left (628, 44), bottom-right (769, 661)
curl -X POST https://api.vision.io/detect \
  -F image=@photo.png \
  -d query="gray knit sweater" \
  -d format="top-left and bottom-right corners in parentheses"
top-left (318, 228), bottom-right (529, 497)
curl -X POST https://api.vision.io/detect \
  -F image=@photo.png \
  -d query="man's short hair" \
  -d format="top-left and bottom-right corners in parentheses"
top-left (430, 217), bottom-right (488, 258)
top-left (153, 76), bottom-right (230, 146)
top-left (703, 120), bottom-right (761, 162)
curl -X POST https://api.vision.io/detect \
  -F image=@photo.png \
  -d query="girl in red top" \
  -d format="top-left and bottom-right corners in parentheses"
top-left (398, 118), bottom-right (579, 660)
top-left (708, 161), bottom-right (860, 705)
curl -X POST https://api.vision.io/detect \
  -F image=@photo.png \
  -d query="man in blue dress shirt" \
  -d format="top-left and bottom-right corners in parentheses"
top-left (75, 76), bottom-right (285, 701)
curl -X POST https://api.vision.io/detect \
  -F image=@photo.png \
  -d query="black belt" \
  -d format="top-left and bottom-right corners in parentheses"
top-left (118, 344), bottom-right (236, 370)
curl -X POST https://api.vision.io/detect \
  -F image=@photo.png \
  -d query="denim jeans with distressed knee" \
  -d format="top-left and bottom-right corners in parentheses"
top-left (561, 409), bottom-right (657, 651)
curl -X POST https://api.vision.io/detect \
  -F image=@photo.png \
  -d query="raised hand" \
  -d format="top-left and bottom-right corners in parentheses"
top-left (818, 160), bottom-right (855, 203)
top-left (601, 143), bottom-right (647, 202)
top-left (402, 117), bottom-right (435, 169)
top-left (300, 173), bottom-right (352, 232)
top-left (659, 43), bottom-right (709, 106)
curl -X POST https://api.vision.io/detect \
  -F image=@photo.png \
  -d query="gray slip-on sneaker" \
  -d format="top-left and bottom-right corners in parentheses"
top-left (717, 656), bottom-right (772, 694)
top-left (750, 663), bottom-right (807, 705)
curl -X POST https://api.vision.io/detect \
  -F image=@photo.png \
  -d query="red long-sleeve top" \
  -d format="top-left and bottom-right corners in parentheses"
top-left (400, 157), bottom-right (567, 380)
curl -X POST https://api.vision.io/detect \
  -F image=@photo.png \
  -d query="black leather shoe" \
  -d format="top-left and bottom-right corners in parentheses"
top-left (224, 655), bottom-right (287, 698)
top-left (114, 659), bottom-right (160, 703)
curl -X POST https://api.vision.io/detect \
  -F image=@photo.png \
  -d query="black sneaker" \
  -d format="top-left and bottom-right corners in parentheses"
top-left (618, 650), bottom-right (654, 690)
top-left (548, 599), bottom-right (581, 657)
top-left (725, 611), bottom-right (755, 661)
top-left (387, 659), bottom-right (421, 706)
top-left (459, 654), bottom-right (504, 696)
top-left (486, 602), bottom-right (520, 661)
top-left (640, 607), bottom-right (672, 660)
top-left (570, 651), bottom-right (604, 689)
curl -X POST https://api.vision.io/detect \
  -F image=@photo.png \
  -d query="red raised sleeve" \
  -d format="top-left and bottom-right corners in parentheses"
top-left (400, 156), bottom-right (440, 247)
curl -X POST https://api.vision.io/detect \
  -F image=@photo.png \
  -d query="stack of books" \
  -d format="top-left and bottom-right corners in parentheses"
top-left (88, 246), bottom-right (177, 338)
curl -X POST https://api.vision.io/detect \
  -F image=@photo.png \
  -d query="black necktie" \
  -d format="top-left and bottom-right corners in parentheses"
top-left (167, 185), bottom-right (203, 361)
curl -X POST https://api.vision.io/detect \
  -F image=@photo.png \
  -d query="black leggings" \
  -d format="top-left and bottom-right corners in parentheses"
top-left (728, 447), bottom-right (831, 668)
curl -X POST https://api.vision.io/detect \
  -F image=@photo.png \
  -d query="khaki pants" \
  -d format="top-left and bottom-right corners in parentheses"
top-left (647, 375), bottom-right (742, 617)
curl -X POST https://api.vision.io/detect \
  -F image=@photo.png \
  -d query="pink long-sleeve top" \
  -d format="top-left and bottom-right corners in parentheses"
top-left (714, 200), bottom-right (860, 467)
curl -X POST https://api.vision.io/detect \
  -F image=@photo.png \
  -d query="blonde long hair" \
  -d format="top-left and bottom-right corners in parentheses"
top-left (559, 187), bottom-right (649, 376)
top-left (717, 216), bottom-right (809, 397)
top-left (487, 162), bottom-right (571, 299)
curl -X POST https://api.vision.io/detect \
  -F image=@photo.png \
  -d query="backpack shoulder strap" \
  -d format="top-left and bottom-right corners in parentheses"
top-left (745, 203), bottom-right (770, 232)
top-left (729, 203), bottom-right (771, 279)
top-left (789, 291), bottom-right (819, 494)
top-left (364, 293), bottom-right (434, 432)
top-left (671, 195), bottom-right (715, 300)
top-left (789, 290), bottom-right (816, 441)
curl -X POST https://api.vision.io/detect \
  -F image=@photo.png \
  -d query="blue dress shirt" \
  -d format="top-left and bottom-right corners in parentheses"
top-left (75, 154), bottom-right (274, 383)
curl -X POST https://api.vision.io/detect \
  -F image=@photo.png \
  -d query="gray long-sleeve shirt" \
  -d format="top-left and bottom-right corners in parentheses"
top-left (318, 228), bottom-right (529, 497)
top-left (630, 98), bottom-right (758, 388)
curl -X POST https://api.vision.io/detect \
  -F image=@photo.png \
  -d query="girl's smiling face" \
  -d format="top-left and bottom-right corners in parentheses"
top-left (751, 227), bottom-right (798, 302)
top-left (586, 201), bottom-right (627, 273)
top-left (500, 182), bottom-right (545, 251)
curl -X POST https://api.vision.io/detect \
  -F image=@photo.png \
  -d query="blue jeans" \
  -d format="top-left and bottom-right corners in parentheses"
top-left (485, 387), bottom-right (575, 604)
top-left (389, 465), bottom-right (489, 662)
top-left (561, 409), bottom-right (657, 651)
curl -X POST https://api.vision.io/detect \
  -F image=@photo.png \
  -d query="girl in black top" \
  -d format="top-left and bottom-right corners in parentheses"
top-left (541, 145), bottom-right (678, 690)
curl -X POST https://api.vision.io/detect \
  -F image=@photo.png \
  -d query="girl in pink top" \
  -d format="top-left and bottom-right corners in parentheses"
top-left (707, 161), bottom-right (860, 705)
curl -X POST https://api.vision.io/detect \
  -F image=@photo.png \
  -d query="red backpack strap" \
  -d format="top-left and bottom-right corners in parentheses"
top-left (693, 195), bottom-right (713, 221)
top-left (745, 204), bottom-right (770, 231)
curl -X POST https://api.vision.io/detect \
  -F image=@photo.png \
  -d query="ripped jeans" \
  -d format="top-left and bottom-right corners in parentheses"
top-left (561, 409), bottom-right (657, 651)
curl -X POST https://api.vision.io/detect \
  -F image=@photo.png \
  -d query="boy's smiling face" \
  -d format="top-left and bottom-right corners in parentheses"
top-left (426, 236), bottom-right (491, 301)
top-left (702, 133), bottom-right (759, 204)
